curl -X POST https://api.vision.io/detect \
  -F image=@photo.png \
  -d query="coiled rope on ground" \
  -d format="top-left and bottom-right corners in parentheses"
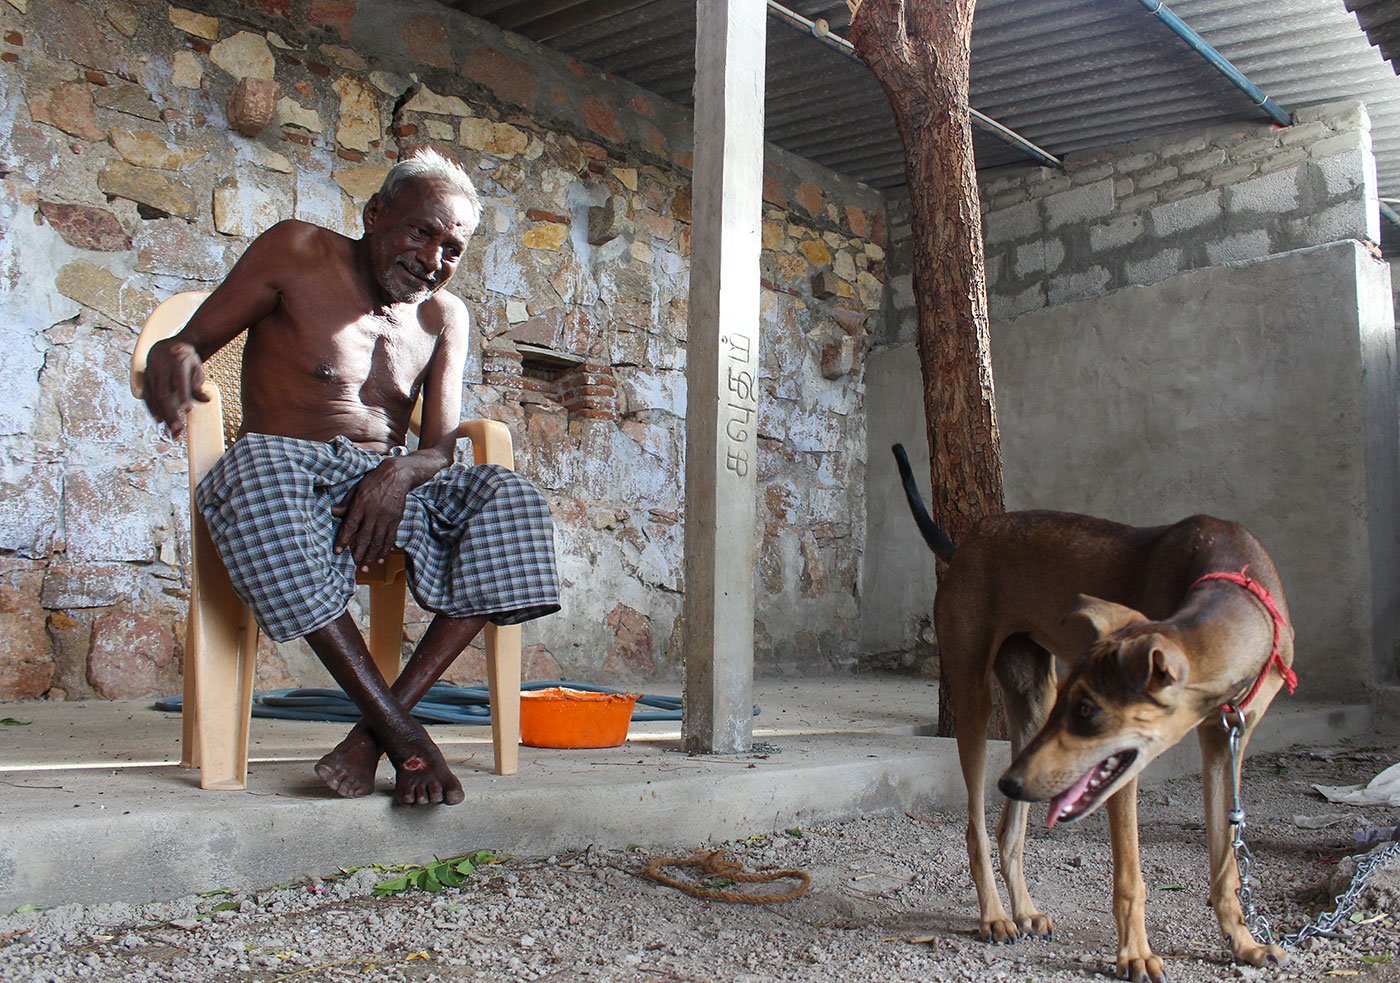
top-left (644, 850), bottom-right (811, 904)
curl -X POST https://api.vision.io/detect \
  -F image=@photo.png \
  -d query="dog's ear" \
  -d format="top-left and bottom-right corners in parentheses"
top-left (1118, 634), bottom-right (1190, 694)
top-left (1062, 595), bottom-right (1147, 639)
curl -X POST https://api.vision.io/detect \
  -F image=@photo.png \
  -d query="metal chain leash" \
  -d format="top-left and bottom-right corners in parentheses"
top-left (1223, 707), bottom-right (1400, 949)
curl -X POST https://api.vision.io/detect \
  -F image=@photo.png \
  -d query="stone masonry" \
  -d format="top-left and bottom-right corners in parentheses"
top-left (0, 0), bottom-right (886, 700)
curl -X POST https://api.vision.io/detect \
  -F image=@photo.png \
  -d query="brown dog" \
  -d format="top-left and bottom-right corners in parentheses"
top-left (893, 445), bottom-right (1296, 983)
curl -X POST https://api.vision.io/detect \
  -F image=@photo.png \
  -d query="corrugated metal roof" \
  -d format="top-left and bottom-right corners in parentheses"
top-left (442, 0), bottom-right (1400, 207)
top-left (1344, 0), bottom-right (1400, 74)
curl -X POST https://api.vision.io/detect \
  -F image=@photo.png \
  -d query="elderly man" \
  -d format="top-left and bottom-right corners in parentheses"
top-left (142, 149), bottom-right (559, 806)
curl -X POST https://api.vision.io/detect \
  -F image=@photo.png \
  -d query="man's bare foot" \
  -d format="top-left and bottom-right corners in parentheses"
top-left (315, 732), bottom-right (381, 798)
top-left (391, 741), bottom-right (465, 806)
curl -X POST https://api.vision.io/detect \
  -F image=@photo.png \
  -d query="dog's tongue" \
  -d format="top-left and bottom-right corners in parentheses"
top-left (1046, 767), bottom-right (1096, 829)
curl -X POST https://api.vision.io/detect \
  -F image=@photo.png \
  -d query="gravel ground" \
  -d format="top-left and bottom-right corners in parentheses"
top-left (3, 725), bottom-right (1397, 982)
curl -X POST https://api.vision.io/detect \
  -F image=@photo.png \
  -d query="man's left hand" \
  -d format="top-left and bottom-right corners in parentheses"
top-left (333, 459), bottom-right (415, 570)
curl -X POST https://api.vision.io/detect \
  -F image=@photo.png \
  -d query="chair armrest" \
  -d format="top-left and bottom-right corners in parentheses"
top-left (129, 291), bottom-right (212, 400)
top-left (454, 419), bottom-right (515, 469)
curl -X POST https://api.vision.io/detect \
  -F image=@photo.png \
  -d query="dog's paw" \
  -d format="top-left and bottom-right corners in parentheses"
top-left (1016, 912), bottom-right (1053, 938)
top-left (976, 917), bottom-right (1020, 944)
top-left (1232, 940), bottom-right (1289, 968)
top-left (1116, 954), bottom-right (1166, 983)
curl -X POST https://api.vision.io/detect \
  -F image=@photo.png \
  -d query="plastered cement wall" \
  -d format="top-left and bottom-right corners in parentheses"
top-left (871, 242), bottom-right (1399, 699)
top-left (0, 0), bottom-right (885, 700)
top-left (866, 103), bottom-right (1390, 683)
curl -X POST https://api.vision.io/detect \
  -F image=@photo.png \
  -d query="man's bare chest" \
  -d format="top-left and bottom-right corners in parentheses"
top-left (248, 307), bottom-right (439, 401)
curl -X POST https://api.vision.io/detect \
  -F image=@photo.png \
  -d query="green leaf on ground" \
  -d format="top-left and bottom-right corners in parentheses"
top-left (0, 718), bottom-right (31, 726)
top-left (1154, 883), bottom-right (1184, 891)
top-left (10, 904), bottom-right (40, 914)
top-left (373, 851), bottom-right (497, 898)
top-left (372, 876), bottom-right (411, 897)
top-left (1359, 955), bottom-right (1391, 964)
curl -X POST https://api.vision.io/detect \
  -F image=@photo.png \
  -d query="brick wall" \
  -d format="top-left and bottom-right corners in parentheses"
top-left (0, 0), bottom-right (886, 700)
top-left (879, 101), bottom-right (1380, 347)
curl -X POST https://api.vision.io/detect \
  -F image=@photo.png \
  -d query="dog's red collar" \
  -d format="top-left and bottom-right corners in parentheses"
top-left (1191, 566), bottom-right (1297, 710)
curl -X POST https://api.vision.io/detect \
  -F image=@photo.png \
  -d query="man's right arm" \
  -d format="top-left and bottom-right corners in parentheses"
top-left (143, 220), bottom-right (317, 438)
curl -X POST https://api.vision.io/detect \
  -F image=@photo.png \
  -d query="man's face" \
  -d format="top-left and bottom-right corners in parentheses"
top-left (364, 178), bottom-right (474, 305)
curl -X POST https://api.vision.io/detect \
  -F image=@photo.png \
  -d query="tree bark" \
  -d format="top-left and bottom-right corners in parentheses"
top-left (848, 0), bottom-right (1005, 738)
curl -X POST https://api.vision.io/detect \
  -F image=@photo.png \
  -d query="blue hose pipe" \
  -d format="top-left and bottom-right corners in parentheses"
top-left (1136, 0), bottom-right (1292, 127)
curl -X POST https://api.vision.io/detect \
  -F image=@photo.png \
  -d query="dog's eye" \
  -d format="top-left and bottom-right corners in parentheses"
top-left (1074, 699), bottom-right (1098, 720)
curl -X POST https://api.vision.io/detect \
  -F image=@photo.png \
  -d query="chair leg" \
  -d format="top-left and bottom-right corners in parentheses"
top-left (188, 516), bottom-right (257, 790)
top-left (180, 613), bottom-right (199, 769)
top-left (368, 577), bottom-right (406, 685)
top-left (485, 623), bottom-right (521, 776)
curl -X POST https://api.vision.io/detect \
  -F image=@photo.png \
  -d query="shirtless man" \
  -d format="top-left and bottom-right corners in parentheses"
top-left (141, 149), bottom-right (559, 806)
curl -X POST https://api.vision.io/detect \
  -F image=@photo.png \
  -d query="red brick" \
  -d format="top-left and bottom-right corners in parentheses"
top-left (308, 0), bottom-right (357, 38)
top-left (459, 45), bottom-right (539, 111)
top-left (245, 0), bottom-right (292, 18)
top-left (400, 12), bottom-right (453, 69)
top-left (762, 174), bottom-right (786, 207)
top-left (581, 95), bottom-right (625, 144)
top-left (4, 30), bottom-right (22, 45)
top-left (844, 204), bottom-right (869, 238)
top-left (526, 209), bottom-right (569, 224)
top-left (671, 186), bottom-right (692, 223)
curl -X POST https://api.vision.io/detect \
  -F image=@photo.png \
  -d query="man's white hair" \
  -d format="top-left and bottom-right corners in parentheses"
top-left (378, 147), bottom-right (481, 235)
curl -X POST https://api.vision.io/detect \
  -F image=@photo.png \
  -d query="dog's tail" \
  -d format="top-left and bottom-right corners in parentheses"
top-left (891, 443), bottom-right (956, 563)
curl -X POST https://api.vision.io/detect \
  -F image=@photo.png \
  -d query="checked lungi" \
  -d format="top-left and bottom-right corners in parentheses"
top-left (196, 433), bottom-right (560, 642)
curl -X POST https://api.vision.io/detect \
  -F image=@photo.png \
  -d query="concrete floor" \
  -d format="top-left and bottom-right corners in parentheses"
top-left (0, 675), bottom-right (1371, 910)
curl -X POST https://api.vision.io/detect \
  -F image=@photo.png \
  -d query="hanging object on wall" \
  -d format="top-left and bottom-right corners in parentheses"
top-left (226, 77), bottom-right (279, 138)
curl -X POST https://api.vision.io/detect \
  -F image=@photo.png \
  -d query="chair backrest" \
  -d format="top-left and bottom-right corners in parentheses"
top-left (131, 290), bottom-right (424, 448)
top-left (131, 291), bottom-right (244, 447)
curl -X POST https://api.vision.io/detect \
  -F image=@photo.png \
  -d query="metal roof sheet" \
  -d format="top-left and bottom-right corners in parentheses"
top-left (443, 0), bottom-right (1400, 207)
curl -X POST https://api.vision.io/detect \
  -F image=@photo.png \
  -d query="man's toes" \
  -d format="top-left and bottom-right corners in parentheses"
top-left (444, 784), bottom-right (465, 806)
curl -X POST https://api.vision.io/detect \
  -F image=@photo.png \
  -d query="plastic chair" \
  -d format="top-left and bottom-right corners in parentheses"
top-left (130, 291), bottom-right (522, 789)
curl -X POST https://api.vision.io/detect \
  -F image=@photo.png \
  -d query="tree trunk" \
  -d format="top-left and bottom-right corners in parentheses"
top-left (848, 0), bottom-right (1006, 738)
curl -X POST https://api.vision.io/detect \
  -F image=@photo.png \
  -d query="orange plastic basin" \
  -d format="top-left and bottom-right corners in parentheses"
top-left (519, 687), bottom-right (642, 749)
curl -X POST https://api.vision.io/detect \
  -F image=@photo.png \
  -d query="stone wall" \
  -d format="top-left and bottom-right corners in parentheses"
top-left (879, 100), bottom-right (1380, 346)
top-left (0, 0), bottom-right (886, 700)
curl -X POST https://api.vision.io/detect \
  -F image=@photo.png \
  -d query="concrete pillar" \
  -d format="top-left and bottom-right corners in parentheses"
top-left (682, 0), bottom-right (766, 754)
